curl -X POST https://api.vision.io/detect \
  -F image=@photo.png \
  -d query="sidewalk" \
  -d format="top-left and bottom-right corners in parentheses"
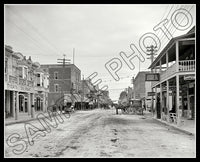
top-left (143, 111), bottom-right (195, 136)
top-left (5, 111), bottom-right (65, 126)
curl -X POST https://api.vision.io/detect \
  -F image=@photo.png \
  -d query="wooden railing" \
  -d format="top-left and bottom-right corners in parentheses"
top-left (7, 75), bottom-right (34, 87)
top-left (9, 75), bottom-right (18, 84)
top-left (179, 60), bottom-right (195, 71)
top-left (19, 78), bottom-right (26, 86)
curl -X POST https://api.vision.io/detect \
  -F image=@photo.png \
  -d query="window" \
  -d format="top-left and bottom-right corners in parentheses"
top-left (24, 67), bottom-right (28, 79)
top-left (54, 72), bottom-right (58, 79)
top-left (18, 67), bottom-right (23, 78)
top-left (54, 84), bottom-right (59, 92)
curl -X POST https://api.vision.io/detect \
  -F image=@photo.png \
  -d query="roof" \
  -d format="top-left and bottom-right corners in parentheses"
top-left (41, 63), bottom-right (81, 72)
top-left (148, 26), bottom-right (195, 69)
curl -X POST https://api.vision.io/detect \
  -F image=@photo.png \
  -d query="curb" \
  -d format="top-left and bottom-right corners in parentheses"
top-left (5, 112), bottom-right (71, 126)
top-left (152, 118), bottom-right (194, 136)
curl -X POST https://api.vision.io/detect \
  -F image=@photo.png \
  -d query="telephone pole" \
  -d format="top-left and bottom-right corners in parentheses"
top-left (146, 45), bottom-right (158, 72)
top-left (146, 45), bottom-right (157, 116)
top-left (81, 75), bottom-right (84, 110)
top-left (57, 54), bottom-right (71, 108)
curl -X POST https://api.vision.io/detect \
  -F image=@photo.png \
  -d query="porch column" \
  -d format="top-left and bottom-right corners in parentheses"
top-left (12, 91), bottom-right (15, 118)
top-left (151, 87), bottom-right (154, 116)
top-left (23, 95), bottom-right (25, 113)
top-left (31, 93), bottom-right (35, 118)
top-left (27, 93), bottom-right (31, 115)
top-left (160, 83), bottom-right (163, 120)
top-left (166, 52), bottom-right (169, 68)
top-left (43, 93), bottom-right (46, 112)
top-left (159, 60), bottom-right (162, 72)
top-left (187, 83), bottom-right (190, 111)
top-left (15, 91), bottom-right (19, 120)
top-left (176, 41), bottom-right (179, 72)
top-left (176, 75), bottom-right (180, 125)
top-left (155, 86), bottom-right (157, 118)
top-left (166, 80), bottom-right (169, 122)
top-left (7, 91), bottom-right (11, 114)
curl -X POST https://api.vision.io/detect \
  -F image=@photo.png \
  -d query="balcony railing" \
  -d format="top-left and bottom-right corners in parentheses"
top-left (179, 60), bottom-right (195, 72)
top-left (9, 75), bottom-right (18, 84)
top-left (152, 60), bottom-right (195, 88)
top-left (6, 75), bottom-right (34, 88)
top-left (19, 78), bottom-right (26, 86)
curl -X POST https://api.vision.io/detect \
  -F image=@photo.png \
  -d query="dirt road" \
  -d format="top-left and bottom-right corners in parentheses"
top-left (4, 108), bottom-right (195, 158)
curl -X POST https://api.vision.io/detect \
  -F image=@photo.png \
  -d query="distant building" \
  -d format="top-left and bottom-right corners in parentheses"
top-left (40, 64), bottom-right (81, 107)
top-left (5, 45), bottom-right (49, 120)
top-left (133, 71), bottom-right (152, 109)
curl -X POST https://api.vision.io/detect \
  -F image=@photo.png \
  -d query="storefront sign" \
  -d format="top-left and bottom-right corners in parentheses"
top-left (145, 73), bottom-right (160, 81)
top-left (148, 92), bottom-right (155, 96)
top-left (184, 75), bottom-right (195, 80)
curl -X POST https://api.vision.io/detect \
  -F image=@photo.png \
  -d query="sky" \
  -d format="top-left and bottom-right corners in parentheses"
top-left (4, 4), bottom-right (196, 101)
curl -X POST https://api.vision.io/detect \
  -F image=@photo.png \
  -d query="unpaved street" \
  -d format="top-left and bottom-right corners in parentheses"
top-left (4, 108), bottom-right (195, 158)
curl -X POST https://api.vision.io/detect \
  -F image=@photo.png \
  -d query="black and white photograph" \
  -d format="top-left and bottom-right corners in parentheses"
top-left (4, 4), bottom-right (196, 158)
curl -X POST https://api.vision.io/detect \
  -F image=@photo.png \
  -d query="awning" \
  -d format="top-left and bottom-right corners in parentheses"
top-left (72, 94), bottom-right (90, 103)
top-left (64, 94), bottom-right (72, 103)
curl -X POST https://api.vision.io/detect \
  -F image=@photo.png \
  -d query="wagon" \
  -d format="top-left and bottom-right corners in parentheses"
top-left (129, 99), bottom-right (144, 115)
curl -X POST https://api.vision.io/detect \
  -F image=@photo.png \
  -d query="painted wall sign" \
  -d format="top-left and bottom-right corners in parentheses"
top-left (145, 73), bottom-right (160, 81)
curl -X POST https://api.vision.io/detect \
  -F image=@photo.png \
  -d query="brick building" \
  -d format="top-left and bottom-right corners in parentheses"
top-left (40, 64), bottom-right (81, 107)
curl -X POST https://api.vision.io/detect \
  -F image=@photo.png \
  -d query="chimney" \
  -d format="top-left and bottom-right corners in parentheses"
top-left (28, 56), bottom-right (32, 61)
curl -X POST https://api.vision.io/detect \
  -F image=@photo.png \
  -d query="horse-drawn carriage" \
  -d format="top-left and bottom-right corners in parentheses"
top-left (115, 98), bottom-right (144, 115)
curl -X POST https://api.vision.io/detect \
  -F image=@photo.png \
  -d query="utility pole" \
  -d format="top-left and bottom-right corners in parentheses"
top-left (57, 54), bottom-right (71, 109)
top-left (81, 75), bottom-right (84, 110)
top-left (146, 45), bottom-right (157, 116)
top-left (146, 45), bottom-right (158, 72)
top-left (131, 76), bottom-right (135, 99)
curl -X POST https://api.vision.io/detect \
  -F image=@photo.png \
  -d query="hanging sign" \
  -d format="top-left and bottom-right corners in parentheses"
top-left (148, 92), bottom-right (156, 96)
top-left (145, 73), bottom-right (160, 81)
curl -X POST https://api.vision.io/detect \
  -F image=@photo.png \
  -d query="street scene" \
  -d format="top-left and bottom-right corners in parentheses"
top-left (4, 4), bottom-right (196, 158)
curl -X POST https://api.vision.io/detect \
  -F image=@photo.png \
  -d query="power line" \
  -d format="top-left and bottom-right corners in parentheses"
top-left (6, 7), bottom-right (62, 57)
top-left (6, 19), bottom-right (54, 56)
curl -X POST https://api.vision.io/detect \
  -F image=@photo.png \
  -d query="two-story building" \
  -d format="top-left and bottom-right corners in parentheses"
top-left (40, 64), bottom-right (81, 108)
top-left (5, 45), bottom-right (49, 120)
top-left (149, 26), bottom-right (195, 126)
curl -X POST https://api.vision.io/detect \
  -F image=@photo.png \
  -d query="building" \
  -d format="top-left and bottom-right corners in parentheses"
top-left (133, 71), bottom-right (152, 110)
top-left (149, 26), bottom-right (195, 125)
top-left (5, 45), bottom-right (49, 120)
top-left (40, 64), bottom-right (81, 108)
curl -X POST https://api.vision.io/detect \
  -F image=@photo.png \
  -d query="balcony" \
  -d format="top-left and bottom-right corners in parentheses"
top-left (179, 60), bottom-right (195, 72)
top-left (19, 78), bottom-right (26, 86)
top-left (5, 75), bottom-right (34, 88)
top-left (152, 60), bottom-right (195, 87)
top-left (9, 75), bottom-right (18, 84)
